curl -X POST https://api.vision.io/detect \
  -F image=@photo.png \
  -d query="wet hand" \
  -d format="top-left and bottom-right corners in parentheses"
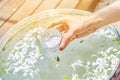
top-left (47, 15), bottom-right (98, 50)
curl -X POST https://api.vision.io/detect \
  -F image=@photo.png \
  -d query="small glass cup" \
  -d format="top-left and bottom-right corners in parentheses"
top-left (40, 27), bottom-right (62, 54)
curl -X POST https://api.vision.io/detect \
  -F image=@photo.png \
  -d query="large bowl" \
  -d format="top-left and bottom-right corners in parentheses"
top-left (0, 9), bottom-right (120, 80)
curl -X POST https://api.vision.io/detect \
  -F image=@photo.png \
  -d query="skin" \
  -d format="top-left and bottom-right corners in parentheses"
top-left (47, 0), bottom-right (120, 50)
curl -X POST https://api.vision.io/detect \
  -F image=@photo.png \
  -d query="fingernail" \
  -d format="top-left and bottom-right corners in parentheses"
top-left (60, 47), bottom-right (63, 51)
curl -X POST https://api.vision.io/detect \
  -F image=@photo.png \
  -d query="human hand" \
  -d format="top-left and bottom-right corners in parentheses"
top-left (47, 0), bottom-right (120, 50)
top-left (47, 15), bottom-right (99, 50)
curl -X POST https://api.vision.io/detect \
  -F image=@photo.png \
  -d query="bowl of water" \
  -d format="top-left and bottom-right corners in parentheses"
top-left (0, 9), bottom-right (120, 80)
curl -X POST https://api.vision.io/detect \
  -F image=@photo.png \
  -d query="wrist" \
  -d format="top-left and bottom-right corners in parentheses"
top-left (86, 13), bottom-right (105, 30)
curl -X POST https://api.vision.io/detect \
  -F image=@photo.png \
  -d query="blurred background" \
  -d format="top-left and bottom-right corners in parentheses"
top-left (0, 0), bottom-right (118, 39)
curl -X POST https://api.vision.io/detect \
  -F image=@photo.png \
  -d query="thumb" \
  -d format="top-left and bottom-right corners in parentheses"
top-left (60, 29), bottom-right (74, 50)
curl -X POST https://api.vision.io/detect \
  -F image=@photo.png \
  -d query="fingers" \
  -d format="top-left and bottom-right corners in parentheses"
top-left (59, 29), bottom-right (92, 50)
top-left (57, 23), bottom-right (69, 32)
top-left (46, 19), bottom-right (69, 33)
top-left (46, 18), bottom-right (66, 30)
top-left (60, 29), bottom-right (74, 50)
top-left (47, 19), bottom-right (65, 28)
top-left (72, 34), bottom-right (81, 40)
top-left (78, 27), bottom-right (97, 38)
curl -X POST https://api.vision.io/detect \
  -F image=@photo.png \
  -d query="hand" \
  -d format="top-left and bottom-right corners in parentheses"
top-left (47, 15), bottom-right (99, 50)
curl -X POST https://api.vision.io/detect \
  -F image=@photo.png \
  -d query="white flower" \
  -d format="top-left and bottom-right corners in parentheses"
top-left (71, 60), bottom-right (84, 70)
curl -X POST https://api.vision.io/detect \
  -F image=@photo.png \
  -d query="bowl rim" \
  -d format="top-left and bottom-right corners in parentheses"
top-left (0, 9), bottom-right (120, 80)
top-left (0, 9), bottom-right (91, 51)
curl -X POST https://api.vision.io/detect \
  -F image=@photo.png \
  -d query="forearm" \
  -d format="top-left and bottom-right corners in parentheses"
top-left (87, 0), bottom-right (120, 29)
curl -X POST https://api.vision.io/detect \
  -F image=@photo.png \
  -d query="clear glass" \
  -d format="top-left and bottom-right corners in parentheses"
top-left (40, 28), bottom-right (61, 49)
